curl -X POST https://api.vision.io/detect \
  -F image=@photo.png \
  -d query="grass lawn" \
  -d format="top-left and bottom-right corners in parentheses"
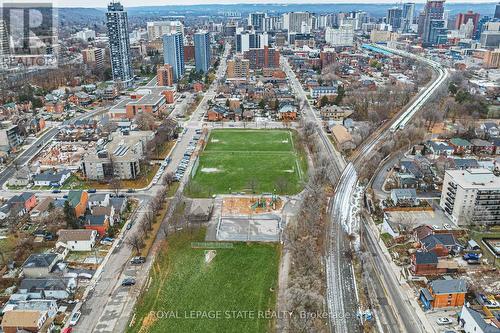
top-left (128, 228), bottom-right (279, 333)
top-left (186, 129), bottom-right (307, 197)
top-left (470, 230), bottom-right (500, 268)
top-left (62, 165), bottom-right (159, 190)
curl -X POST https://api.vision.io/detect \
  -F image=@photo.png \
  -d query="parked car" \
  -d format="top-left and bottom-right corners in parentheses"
top-left (443, 224), bottom-right (452, 230)
top-left (122, 277), bottom-right (136, 286)
top-left (52, 189), bottom-right (61, 194)
top-left (463, 253), bottom-right (480, 261)
top-left (126, 222), bottom-right (133, 230)
top-left (127, 189), bottom-right (136, 193)
top-left (131, 256), bottom-right (146, 264)
top-left (436, 317), bottom-right (452, 325)
top-left (69, 311), bottom-right (81, 326)
top-left (87, 189), bottom-right (97, 193)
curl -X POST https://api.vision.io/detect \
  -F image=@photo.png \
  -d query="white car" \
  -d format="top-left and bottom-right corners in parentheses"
top-left (432, 225), bottom-right (442, 230)
top-left (443, 224), bottom-right (452, 230)
top-left (69, 311), bottom-right (81, 326)
top-left (436, 317), bottom-right (452, 325)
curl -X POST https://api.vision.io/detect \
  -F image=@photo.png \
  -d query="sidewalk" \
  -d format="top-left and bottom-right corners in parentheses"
top-left (364, 214), bottom-right (436, 333)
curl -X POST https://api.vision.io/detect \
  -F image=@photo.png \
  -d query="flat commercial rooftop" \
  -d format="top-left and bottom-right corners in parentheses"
top-left (216, 215), bottom-right (282, 242)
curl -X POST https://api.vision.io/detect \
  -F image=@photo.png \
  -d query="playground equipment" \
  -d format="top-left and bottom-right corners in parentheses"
top-left (251, 194), bottom-right (281, 210)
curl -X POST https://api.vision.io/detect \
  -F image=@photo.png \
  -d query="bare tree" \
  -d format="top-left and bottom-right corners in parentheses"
top-left (110, 178), bottom-right (122, 196)
top-left (144, 210), bottom-right (155, 231)
top-left (127, 233), bottom-right (144, 254)
top-left (135, 112), bottom-right (156, 131)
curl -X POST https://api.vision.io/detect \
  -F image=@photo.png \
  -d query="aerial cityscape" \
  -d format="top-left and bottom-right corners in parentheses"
top-left (0, 0), bottom-right (499, 332)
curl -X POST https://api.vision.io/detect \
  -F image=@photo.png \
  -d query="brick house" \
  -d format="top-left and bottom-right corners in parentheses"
top-left (420, 278), bottom-right (467, 310)
top-left (67, 190), bottom-right (88, 218)
top-left (420, 233), bottom-right (463, 257)
top-left (84, 215), bottom-right (109, 236)
top-left (411, 251), bottom-right (440, 275)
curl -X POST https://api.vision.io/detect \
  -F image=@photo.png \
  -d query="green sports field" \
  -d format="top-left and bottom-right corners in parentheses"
top-left (186, 129), bottom-right (307, 197)
top-left (128, 229), bottom-right (279, 333)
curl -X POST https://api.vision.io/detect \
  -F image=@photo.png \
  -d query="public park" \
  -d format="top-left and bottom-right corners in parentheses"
top-left (186, 129), bottom-right (308, 197)
top-left (127, 229), bottom-right (280, 333)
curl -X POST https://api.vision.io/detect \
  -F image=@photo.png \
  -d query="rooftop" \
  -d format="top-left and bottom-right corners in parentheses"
top-left (445, 168), bottom-right (500, 190)
top-left (57, 229), bottom-right (96, 242)
top-left (429, 278), bottom-right (467, 294)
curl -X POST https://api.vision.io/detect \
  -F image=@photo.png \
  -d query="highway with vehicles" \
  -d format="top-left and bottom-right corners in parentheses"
top-left (283, 44), bottom-right (448, 333)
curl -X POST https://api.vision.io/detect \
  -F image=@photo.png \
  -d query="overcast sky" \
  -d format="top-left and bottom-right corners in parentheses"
top-left (51, 0), bottom-right (498, 8)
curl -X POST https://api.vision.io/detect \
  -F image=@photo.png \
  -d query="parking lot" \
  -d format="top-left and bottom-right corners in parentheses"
top-left (174, 128), bottom-right (203, 181)
top-left (424, 307), bottom-right (461, 333)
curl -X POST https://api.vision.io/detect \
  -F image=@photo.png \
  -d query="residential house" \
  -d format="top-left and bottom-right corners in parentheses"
top-left (56, 229), bottom-right (97, 251)
top-left (330, 124), bottom-right (355, 151)
top-left (449, 138), bottom-right (473, 155)
top-left (452, 158), bottom-right (480, 170)
top-left (91, 205), bottom-right (116, 225)
top-left (19, 277), bottom-right (76, 300)
top-left (420, 233), bottom-right (463, 257)
top-left (110, 197), bottom-right (127, 221)
top-left (310, 86), bottom-right (337, 99)
top-left (390, 188), bottom-right (419, 206)
top-left (66, 190), bottom-right (88, 218)
top-left (207, 106), bottom-right (228, 122)
top-left (277, 104), bottom-right (297, 121)
top-left (413, 225), bottom-right (434, 242)
top-left (411, 251), bottom-right (441, 276)
top-left (8, 166), bottom-right (34, 187)
top-left (459, 305), bottom-right (500, 333)
top-left (320, 105), bottom-right (353, 121)
top-left (1, 310), bottom-right (49, 333)
top-left (22, 253), bottom-right (59, 278)
top-left (471, 139), bottom-right (495, 155)
top-left (7, 300), bottom-right (58, 318)
top-left (420, 278), bottom-right (467, 310)
top-left (7, 192), bottom-right (37, 216)
top-left (33, 170), bottom-right (71, 187)
top-left (84, 215), bottom-right (109, 236)
top-left (30, 197), bottom-right (55, 220)
top-left (88, 193), bottom-right (110, 209)
top-left (491, 137), bottom-right (500, 155)
top-left (426, 141), bottom-right (454, 157)
top-left (480, 122), bottom-right (499, 138)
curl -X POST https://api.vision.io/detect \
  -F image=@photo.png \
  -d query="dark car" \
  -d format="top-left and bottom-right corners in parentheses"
top-left (130, 256), bottom-right (146, 265)
top-left (126, 222), bottom-right (133, 230)
top-left (122, 278), bottom-right (136, 286)
top-left (127, 189), bottom-right (136, 193)
top-left (87, 189), bottom-right (97, 193)
top-left (52, 189), bottom-right (62, 194)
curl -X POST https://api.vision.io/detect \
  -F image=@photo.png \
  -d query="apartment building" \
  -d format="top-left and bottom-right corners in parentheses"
top-left (227, 57), bottom-right (250, 80)
top-left (81, 131), bottom-right (154, 180)
top-left (440, 168), bottom-right (500, 226)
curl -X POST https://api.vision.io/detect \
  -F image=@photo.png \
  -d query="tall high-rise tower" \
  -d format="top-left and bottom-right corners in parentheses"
top-left (194, 31), bottom-right (211, 74)
top-left (163, 32), bottom-right (185, 82)
top-left (106, 1), bottom-right (133, 88)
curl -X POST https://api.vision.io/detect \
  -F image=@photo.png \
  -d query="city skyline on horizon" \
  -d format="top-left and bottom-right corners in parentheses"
top-left (53, 0), bottom-right (499, 9)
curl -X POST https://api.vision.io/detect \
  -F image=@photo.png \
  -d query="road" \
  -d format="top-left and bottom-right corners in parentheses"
top-left (333, 46), bottom-right (448, 333)
top-left (281, 58), bottom-right (360, 333)
top-left (0, 107), bottom-right (110, 188)
top-left (283, 44), bottom-right (448, 333)
top-left (72, 43), bottom-right (231, 333)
